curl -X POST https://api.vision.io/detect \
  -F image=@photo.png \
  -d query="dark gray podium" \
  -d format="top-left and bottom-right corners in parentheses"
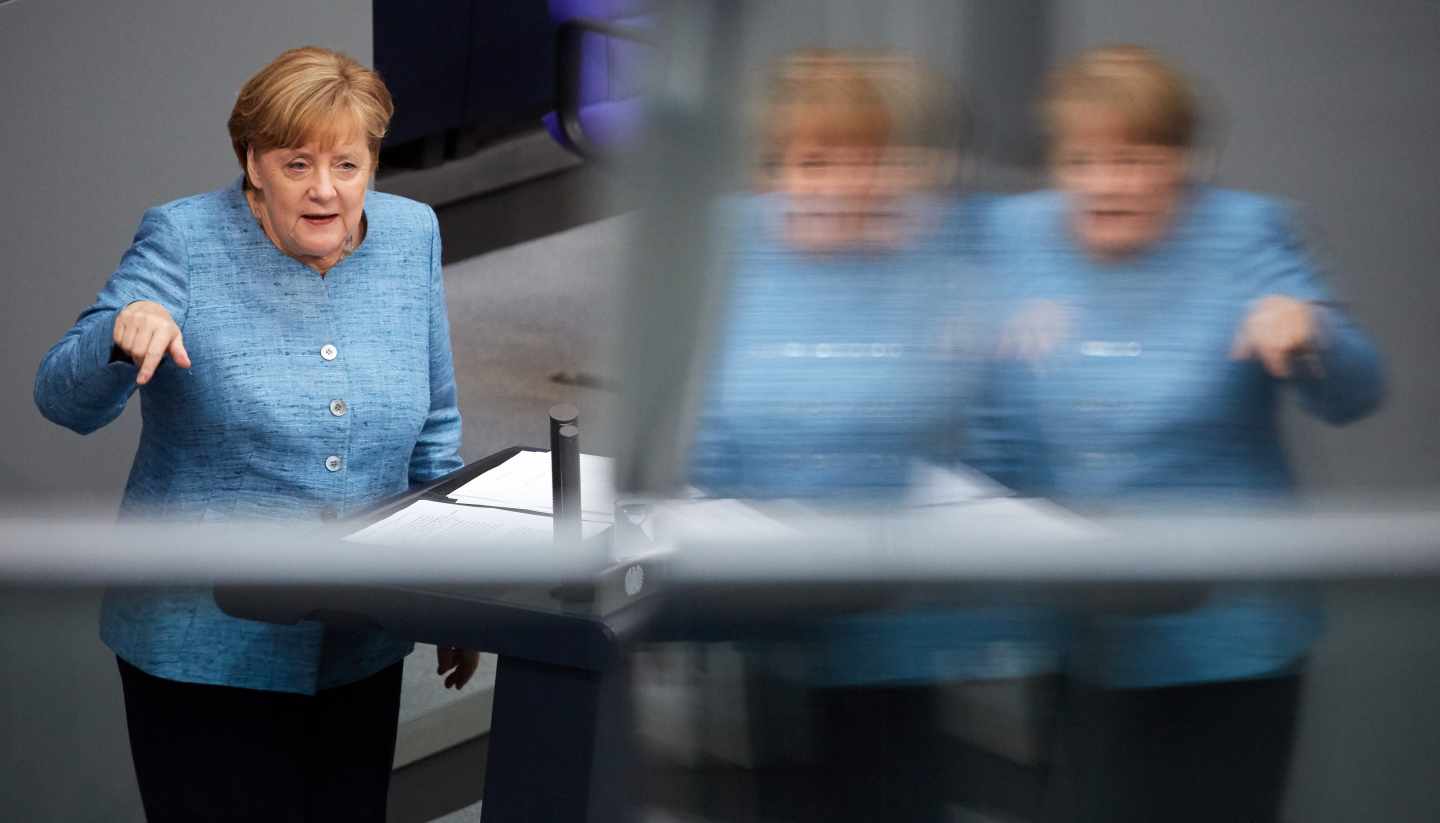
top-left (217, 447), bottom-right (658, 823)
top-left (215, 448), bottom-right (1233, 822)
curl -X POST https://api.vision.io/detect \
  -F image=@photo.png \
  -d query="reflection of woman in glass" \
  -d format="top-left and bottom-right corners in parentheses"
top-left (986, 46), bottom-right (1384, 822)
top-left (688, 51), bottom-right (1054, 823)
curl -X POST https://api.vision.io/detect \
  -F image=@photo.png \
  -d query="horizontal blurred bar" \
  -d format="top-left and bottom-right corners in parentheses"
top-left (3, 500), bottom-right (1440, 586)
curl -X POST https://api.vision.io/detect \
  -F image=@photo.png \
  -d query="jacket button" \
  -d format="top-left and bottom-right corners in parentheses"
top-left (321, 344), bottom-right (338, 361)
top-left (330, 399), bottom-right (348, 417)
top-left (325, 455), bottom-right (342, 472)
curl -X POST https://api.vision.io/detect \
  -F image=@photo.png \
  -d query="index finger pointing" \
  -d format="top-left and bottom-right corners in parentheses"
top-left (1259, 341), bottom-right (1292, 379)
top-left (136, 330), bottom-right (167, 385)
top-left (168, 332), bottom-right (192, 369)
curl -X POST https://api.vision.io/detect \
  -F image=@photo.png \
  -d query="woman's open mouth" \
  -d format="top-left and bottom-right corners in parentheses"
top-left (1090, 208), bottom-right (1141, 220)
top-left (302, 213), bottom-right (339, 226)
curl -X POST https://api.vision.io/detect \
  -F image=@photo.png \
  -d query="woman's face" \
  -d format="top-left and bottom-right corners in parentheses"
top-left (774, 136), bottom-right (937, 253)
top-left (775, 135), bottom-right (885, 253)
top-left (1052, 106), bottom-right (1188, 260)
top-left (246, 127), bottom-right (372, 271)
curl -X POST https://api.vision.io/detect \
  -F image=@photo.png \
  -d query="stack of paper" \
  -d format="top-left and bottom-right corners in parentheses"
top-left (345, 499), bottom-right (608, 547)
top-left (447, 451), bottom-right (617, 522)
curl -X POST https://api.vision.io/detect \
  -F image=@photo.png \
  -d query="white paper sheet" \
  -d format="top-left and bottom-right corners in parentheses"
top-left (903, 460), bottom-right (1012, 508)
top-left (647, 497), bottom-right (805, 548)
top-left (446, 451), bottom-right (616, 521)
top-left (344, 499), bottom-right (608, 547)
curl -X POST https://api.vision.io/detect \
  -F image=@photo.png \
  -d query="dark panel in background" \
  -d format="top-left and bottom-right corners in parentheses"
top-left (462, 1), bottom-right (558, 144)
top-left (375, 0), bottom-right (558, 168)
top-left (373, 1), bottom-right (472, 146)
top-left (434, 164), bottom-right (636, 265)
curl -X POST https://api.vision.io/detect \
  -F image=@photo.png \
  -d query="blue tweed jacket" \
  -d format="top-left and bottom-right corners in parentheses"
top-left (35, 178), bottom-right (463, 694)
top-left (687, 195), bottom-right (1063, 686)
top-left (981, 186), bottom-right (1385, 687)
top-left (688, 195), bottom-right (974, 500)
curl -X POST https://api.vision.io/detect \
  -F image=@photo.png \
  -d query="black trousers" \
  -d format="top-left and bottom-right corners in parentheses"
top-left (117, 657), bottom-right (403, 823)
top-left (747, 681), bottom-right (949, 823)
top-left (1044, 671), bottom-right (1305, 823)
top-left (811, 684), bottom-right (949, 822)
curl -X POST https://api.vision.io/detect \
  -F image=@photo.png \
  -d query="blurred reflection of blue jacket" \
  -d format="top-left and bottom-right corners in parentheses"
top-left (686, 194), bottom-right (1061, 685)
top-left (982, 187), bottom-right (1385, 687)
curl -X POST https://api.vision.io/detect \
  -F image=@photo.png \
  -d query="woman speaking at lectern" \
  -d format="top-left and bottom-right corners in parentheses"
top-left (35, 47), bottom-right (475, 820)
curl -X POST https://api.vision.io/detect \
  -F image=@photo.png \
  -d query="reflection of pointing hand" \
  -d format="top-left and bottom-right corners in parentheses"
top-left (999, 300), bottom-right (1070, 369)
top-left (1230, 295), bottom-right (1321, 379)
top-left (114, 301), bottom-right (191, 385)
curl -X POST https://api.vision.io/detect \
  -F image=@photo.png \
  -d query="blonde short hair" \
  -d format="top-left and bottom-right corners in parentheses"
top-left (762, 50), bottom-right (891, 152)
top-left (228, 46), bottom-right (394, 188)
top-left (1043, 45), bottom-right (1197, 149)
top-left (760, 50), bottom-right (962, 154)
